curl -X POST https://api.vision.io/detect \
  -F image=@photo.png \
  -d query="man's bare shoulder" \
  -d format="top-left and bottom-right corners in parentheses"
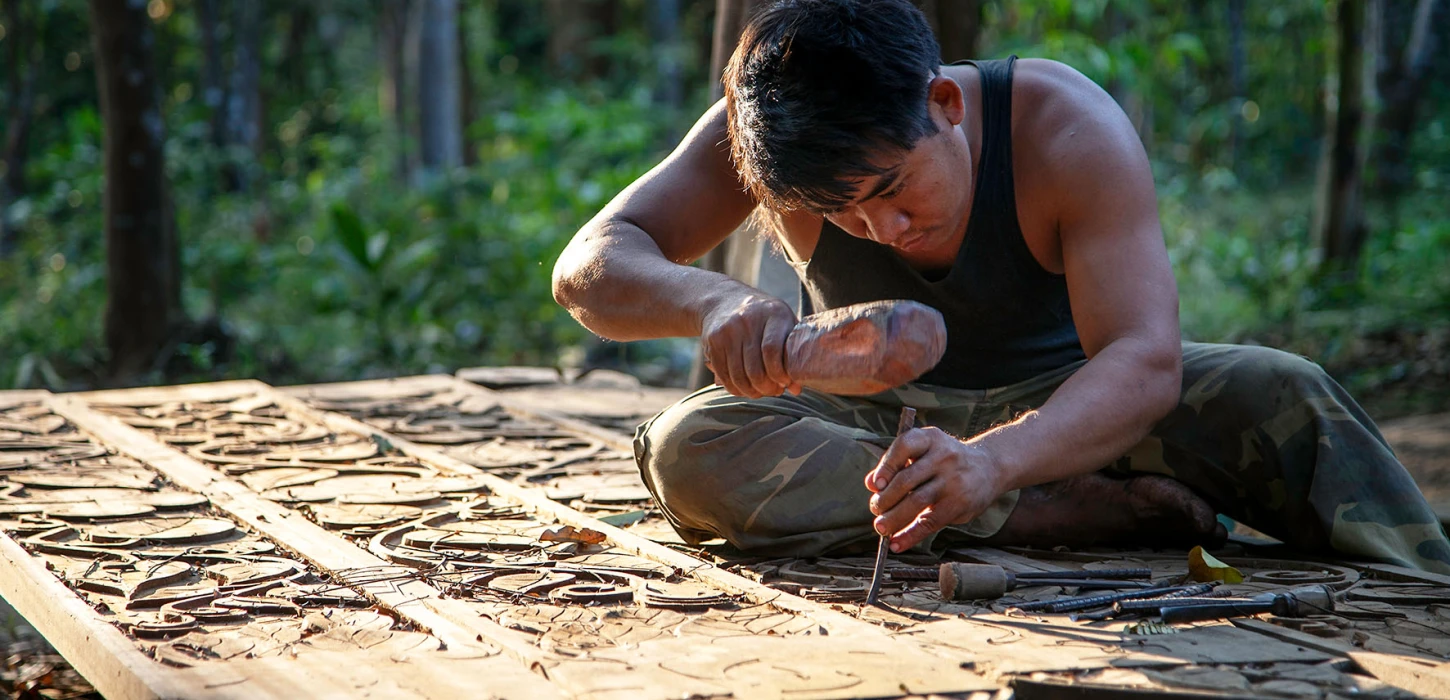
top-left (1011, 59), bottom-right (1152, 217)
top-left (1012, 58), bottom-right (1141, 160)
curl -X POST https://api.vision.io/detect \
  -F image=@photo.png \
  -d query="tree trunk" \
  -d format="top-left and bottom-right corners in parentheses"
top-left (282, 6), bottom-right (314, 95)
top-left (88, 0), bottom-right (182, 381)
top-left (1372, 0), bottom-right (1441, 203)
top-left (1313, 0), bottom-right (1374, 267)
top-left (920, 0), bottom-right (984, 62)
top-left (197, 0), bottom-right (228, 151)
top-left (650, 0), bottom-right (684, 114)
top-left (417, 0), bottom-right (462, 174)
top-left (457, 7), bottom-right (478, 167)
top-left (223, 0), bottom-right (261, 192)
top-left (1, 0), bottom-right (39, 256)
top-left (1227, 0), bottom-right (1246, 174)
top-left (546, 0), bottom-right (619, 80)
top-left (378, 0), bottom-right (413, 180)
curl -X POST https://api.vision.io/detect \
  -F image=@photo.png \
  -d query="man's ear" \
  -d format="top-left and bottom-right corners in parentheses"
top-left (927, 76), bottom-right (965, 127)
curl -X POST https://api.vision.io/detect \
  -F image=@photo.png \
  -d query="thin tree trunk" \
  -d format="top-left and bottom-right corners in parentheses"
top-left (1313, 0), bottom-right (1374, 266)
top-left (1, 0), bottom-right (38, 256)
top-left (197, 0), bottom-right (227, 151)
top-left (282, 6), bottom-right (314, 95)
top-left (378, 0), bottom-right (413, 180)
top-left (223, 0), bottom-right (261, 192)
top-left (1372, 0), bottom-right (1441, 203)
top-left (417, 0), bottom-right (462, 174)
top-left (457, 7), bottom-right (478, 167)
top-left (1227, 0), bottom-right (1246, 174)
top-left (650, 0), bottom-right (684, 114)
top-left (921, 0), bottom-right (984, 62)
top-left (88, 0), bottom-right (182, 381)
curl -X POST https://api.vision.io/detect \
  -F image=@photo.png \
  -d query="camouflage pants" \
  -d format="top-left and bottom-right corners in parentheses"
top-left (634, 342), bottom-right (1450, 573)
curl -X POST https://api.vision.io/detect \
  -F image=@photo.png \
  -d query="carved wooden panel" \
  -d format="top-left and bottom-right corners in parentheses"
top-left (71, 379), bottom-right (995, 698)
top-left (9, 376), bottom-right (1443, 699)
top-left (0, 393), bottom-right (564, 700)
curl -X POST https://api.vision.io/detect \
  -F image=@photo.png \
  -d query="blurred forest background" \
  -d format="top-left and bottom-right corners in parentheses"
top-left (0, 0), bottom-right (1447, 418)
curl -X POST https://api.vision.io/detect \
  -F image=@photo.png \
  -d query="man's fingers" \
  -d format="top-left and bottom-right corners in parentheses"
top-left (741, 338), bottom-right (777, 397)
top-left (869, 456), bottom-right (936, 516)
top-left (866, 428), bottom-right (930, 492)
top-left (888, 504), bottom-right (947, 552)
top-left (761, 314), bottom-right (793, 389)
top-left (873, 479), bottom-right (939, 539)
top-left (723, 340), bottom-right (752, 397)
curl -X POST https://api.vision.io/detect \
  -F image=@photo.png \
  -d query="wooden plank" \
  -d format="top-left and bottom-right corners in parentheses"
top-left (275, 375), bottom-right (891, 639)
top-left (47, 392), bottom-right (551, 666)
top-left (0, 531), bottom-right (202, 700)
top-left (1349, 651), bottom-right (1450, 699)
top-left (1359, 561), bottom-right (1450, 586)
top-left (1229, 618), bottom-right (1356, 658)
top-left (172, 649), bottom-right (566, 700)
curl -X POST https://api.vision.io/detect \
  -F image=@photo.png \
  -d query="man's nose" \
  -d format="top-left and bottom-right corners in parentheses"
top-left (862, 206), bottom-right (910, 245)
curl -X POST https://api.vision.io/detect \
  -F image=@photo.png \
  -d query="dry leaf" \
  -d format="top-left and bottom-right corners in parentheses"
top-left (540, 525), bottom-right (607, 545)
top-left (1187, 546), bottom-right (1243, 584)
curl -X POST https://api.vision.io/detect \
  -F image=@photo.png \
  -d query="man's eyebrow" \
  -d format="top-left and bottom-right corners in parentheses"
top-left (857, 167), bottom-right (903, 202)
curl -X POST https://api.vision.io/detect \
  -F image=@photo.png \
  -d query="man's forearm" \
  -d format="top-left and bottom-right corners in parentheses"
top-left (970, 337), bottom-right (1182, 492)
top-left (552, 218), bottom-right (754, 341)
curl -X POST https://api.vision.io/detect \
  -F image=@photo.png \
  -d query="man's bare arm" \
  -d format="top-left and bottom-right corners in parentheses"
top-left (975, 63), bottom-right (1182, 492)
top-left (552, 100), bottom-right (758, 341)
top-left (867, 63), bottom-right (1183, 549)
top-left (553, 100), bottom-right (799, 397)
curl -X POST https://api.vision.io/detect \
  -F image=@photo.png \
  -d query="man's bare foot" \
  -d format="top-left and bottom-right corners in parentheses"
top-left (983, 473), bottom-right (1227, 549)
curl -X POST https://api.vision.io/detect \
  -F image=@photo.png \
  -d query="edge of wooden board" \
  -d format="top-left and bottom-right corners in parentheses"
top-left (0, 531), bottom-right (203, 700)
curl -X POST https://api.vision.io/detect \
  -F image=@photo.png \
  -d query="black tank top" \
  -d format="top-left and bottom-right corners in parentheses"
top-left (796, 56), bottom-right (1086, 389)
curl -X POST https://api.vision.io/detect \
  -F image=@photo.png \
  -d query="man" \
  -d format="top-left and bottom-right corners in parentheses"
top-left (552, 0), bottom-right (1450, 572)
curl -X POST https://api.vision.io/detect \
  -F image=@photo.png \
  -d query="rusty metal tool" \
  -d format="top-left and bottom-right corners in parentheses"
top-left (937, 563), bottom-right (1154, 600)
top-left (1013, 582), bottom-right (1218, 614)
top-left (865, 406), bottom-right (916, 606)
top-left (1158, 585), bottom-right (1334, 624)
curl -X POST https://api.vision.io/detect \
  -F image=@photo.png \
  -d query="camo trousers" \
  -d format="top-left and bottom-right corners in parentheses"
top-left (634, 342), bottom-right (1450, 573)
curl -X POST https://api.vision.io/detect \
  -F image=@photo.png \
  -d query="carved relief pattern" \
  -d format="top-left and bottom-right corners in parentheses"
top-left (0, 398), bottom-right (445, 666)
top-left (82, 387), bottom-right (830, 662)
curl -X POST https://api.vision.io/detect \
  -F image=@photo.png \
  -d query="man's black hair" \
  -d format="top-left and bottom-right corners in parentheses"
top-left (724, 0), bottom-right (942, 213)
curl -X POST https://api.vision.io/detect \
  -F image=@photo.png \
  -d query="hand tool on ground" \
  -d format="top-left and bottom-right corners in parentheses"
top-left (1069, 586), bottom-right (1233, 621)
top-left (1114, 595), bottom-right (1242, 614)
top-left (937, 563), bottom-right (1153, 600)
top-left (786, 301), bottom-right (946, 395)
top-left (864, 406), bottom-right (916, 606)
top-left (1158, 585), bottom-right (1334, 624)
top-left (1013, 582), bottom-right (1218, 614)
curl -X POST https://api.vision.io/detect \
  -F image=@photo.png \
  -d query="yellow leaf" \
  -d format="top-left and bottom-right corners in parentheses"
top-left (1187, 545), bottom-right (1243, 584)
top-left (540, 525), bottom-right (607, 545)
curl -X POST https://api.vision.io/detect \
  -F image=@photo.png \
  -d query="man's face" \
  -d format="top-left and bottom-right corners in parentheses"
top-left (822, 81), bottom-right (973, 261)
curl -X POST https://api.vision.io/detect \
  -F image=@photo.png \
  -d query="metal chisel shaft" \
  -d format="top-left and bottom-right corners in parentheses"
top-left (865, 406), bottom-right (916, 605)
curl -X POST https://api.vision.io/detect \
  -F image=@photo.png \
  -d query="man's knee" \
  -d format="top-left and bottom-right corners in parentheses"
top-left (635, 390), bottom-right (818, 534)
top-left (1189, 344), bottom-right (1338, 415)
top-left (634, 390), bottom-right (885, 551)
top-left (1227, 345), bottom-right (1327, 391)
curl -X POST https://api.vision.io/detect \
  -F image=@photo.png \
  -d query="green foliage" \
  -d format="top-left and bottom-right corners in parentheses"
top-left (0, 67), bottom-right (679, 387)
top-left (1, 0), bottom-right (1447, 416)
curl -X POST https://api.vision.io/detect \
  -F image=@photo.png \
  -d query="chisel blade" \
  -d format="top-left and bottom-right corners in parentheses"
top-left (865, 406), bottom-right (916, 606)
